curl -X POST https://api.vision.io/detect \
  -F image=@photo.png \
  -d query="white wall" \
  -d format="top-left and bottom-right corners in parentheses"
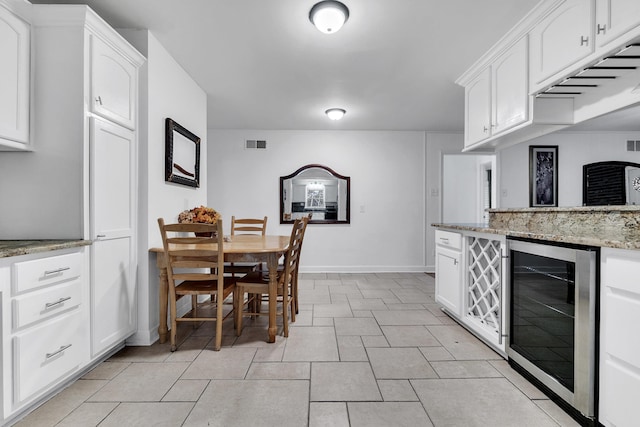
top-left (208, 130), bottom-right (427, 272)
top-left (499, 131), bottom-right (640, 207)
top-left (120, 30), bottom-right (207, 345)
top-left (424, 133), bottom-right (465, 272)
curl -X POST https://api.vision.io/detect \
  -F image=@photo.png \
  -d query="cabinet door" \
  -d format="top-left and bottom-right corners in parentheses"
top-left (599, 248), bottom-right (640, 427)
top-left (91, 35), bottom-right (137, 130)
top-left (530, 0), bottom-right (595, 88)
top-left (90, 118), bottom-right (136, 356)
top-left (0, 5), bottom-right (30, 146)
top-left (435, 247), bottom-right (462, 316)
top-left (464, 68), bottom-right (491, 147)
top-left (492, 37), bottom-right (529, 135)
top-left (595, 0), bottom-right (640, 48)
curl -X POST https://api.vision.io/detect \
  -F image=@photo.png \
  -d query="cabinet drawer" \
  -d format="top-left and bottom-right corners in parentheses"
top-left (13, 279), bottom-right (82, 329)
top-left (14, 310), bottom-right (84, 403)
top-left (13, 252), bottom-right (82, 293)
top-left (435, 230), bottom-right (462, 250)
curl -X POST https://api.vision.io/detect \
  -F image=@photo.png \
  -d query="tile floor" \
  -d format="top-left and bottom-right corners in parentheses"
top-left (14, 273), bottom-right (581, 427)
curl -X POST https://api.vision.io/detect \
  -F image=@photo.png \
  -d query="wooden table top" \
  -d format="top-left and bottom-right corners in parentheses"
top-left (150, 234), bottom-right (289, 254)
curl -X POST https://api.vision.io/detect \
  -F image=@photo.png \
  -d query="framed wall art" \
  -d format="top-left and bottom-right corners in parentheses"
top-left (165, 118), bottom-right (200, 187)
top-left (529, 145), bottom-right (558, 207)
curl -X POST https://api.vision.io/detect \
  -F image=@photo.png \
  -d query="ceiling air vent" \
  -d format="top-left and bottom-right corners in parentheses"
top-left (245, 139), bottom-right (267, 150)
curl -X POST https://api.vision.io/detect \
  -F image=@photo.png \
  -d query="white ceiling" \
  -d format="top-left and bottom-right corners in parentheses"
top-left (30, 0), bottom-right (546, 131)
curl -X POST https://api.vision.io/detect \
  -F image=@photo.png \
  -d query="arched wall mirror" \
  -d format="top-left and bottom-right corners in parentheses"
top-left (280, 164), bottom-right (350, 224)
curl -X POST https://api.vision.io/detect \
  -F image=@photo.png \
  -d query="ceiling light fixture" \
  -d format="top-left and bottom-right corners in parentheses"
top-left (325, 108), bottom-right (346, 120)
top-left (309, 1), bottom-right (349, 34)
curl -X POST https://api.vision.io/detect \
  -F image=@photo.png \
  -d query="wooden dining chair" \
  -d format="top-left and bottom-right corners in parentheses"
top-left (158, 218), bottom-right (238, 351)
top-left (234, 217), bottom-right (306, 338)
top-left (227, 216), bottom-right (268, 276)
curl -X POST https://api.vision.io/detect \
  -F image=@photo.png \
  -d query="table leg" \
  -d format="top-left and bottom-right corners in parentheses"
top-left (267, 253), bottom-right (277, 343)
top-left (156, 252), bottom-right (169, 344)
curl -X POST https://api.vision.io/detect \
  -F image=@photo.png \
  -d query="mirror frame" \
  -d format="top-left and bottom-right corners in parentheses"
top-left (165, 118), bottom-right (201, 188)
top-left (280, 164), bottom-right (351, 224)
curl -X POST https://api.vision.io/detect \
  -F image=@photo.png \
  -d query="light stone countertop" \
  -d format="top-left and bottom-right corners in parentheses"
top-left (0, 240), bottom-right (91, 258)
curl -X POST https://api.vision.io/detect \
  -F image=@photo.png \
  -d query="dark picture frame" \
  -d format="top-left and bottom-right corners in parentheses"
top-left (165, 118), bottom-right (200, 187)
top-left (529, 145), bottom-right (558, 207)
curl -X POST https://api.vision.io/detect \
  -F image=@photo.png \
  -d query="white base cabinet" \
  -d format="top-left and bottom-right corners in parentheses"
top-left (1, 246), bottom-right (90, 424)
top-left (435, 230), bottom-right (463, 316)
top-left (599, 248), bottom-right (640, 427)
top-left (434, 229), bottom-right (507, 356)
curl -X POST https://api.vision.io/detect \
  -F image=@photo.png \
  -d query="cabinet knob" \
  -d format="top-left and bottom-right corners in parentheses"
top-left (95, 96), bottom-right (103, 105)
top-left (483, 126), bottom-right (488, 133)
top-left (580, 36), bottom-right (589, 46)
top-left (597, 24), bottom-right (606, 35)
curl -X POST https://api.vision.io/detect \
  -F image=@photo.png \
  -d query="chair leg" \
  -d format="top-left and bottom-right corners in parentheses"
top-left (235, 287), bottom-right (244, 337)
top-left (214, 292), bottom-right (224, 351)
top-left (170, 295), bottom-right (178, 352)
top-left (192, 295), bottom-right (197, 325)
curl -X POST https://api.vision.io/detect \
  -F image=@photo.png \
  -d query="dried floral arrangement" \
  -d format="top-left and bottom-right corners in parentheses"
top-left (177, 206), bottom-right (221, 224)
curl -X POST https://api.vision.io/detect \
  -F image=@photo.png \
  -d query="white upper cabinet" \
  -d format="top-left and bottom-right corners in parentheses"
top-left (464, 37), bottom-right (529, 148)
top-left (0, 4), bottom-right (30, 149)
top-left (529, 0), bottom-right (595, 91)
top-left (595, 0), bottom-right (640, 48)
top-left (464, 68), bottom-right (491, 146)
top-left (492, 37), bottom-right (529, 135)
top-left (91, 35), bottom-right (137, 130)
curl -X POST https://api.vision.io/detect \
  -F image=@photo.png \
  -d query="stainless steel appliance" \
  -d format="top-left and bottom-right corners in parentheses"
top-left (508, 238), bottom-right (598, 423)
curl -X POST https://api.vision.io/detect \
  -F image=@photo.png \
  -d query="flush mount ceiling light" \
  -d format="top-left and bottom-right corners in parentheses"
top-left (325, 108), bottom-right (346, 120)
top-left (309, 1), bottom-right (349, 34)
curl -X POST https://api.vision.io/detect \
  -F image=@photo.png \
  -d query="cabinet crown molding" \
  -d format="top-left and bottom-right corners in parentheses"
top-left (456, 0), bottom-right (564, 86)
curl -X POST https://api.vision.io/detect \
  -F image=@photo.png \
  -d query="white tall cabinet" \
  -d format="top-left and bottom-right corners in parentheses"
top-left (26, 5), bottom-right (144, 358)
top-left (0, 1), bottom-right (30, 150)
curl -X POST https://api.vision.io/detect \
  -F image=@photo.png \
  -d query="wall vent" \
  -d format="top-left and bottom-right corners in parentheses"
top-left (245, 139), bottom-right (267, 149)
top-left (627, 140), bottom-right (640, 151)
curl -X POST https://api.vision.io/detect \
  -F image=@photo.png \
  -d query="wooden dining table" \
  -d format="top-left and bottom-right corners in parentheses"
top-left (150, 234), bottom-right (290, 344)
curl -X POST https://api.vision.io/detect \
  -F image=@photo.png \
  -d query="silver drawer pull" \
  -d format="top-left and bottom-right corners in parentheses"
top-left (46, 344), bottom-right (72, 359)
top-left (45, 296), bottom-right (72, 308)
top-left (44, 267), bottom-right (70, 276)
top-left (439, 238), bottom-right (450, 243)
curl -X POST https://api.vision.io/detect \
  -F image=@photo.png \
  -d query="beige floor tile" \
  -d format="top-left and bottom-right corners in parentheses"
top-left (56, 402), bottom-right (118, 427)
top-left (427, 324), bottom-right (502, 360)
top-left (98, 402), bottom-right (194, 427)
top-left (430, 360), bottom-right (503, 378)
top-left (367, 347), bottom-right (438, 379)
top-left (162, 379), bottom-right (209, 401)
top-left (413, 378), bottom-right (559, 426)
top-left (89, 362), bottom-right (189, 402)
top-left (181, 347), bottom-right (256, 379)
top-left (348, 402), bottom-right (433, 427)
top-left (81, 362), bottom-right (130, 380)
top-left (377, 379), bottom-right (419, 401)
top-left (391, 288), bottom-right (435, 304)
top-left (534, 399), bottom-right (582, 426)
top-left (232, 326), bottom-right (288, 347)
top-left (359, 289), bottom-right (397, 299)
top-left (381, 325), bottom-right (440, 347)
top-left (386, 303), bottom-right (431, 310)
top-left (334, 317), bottom-right (383, 336)
top-left (313, 316), bottom-right (335, 326)
top-left (245, 362), bottom-right (310, 379)
top-left (348, 298), bottom-right (388, 311)
top-left (372, 310), bottom-right (441, 326)
top-left (419, 346), bottom-right (455, 361)
top-left (309, 402), bottom-right (350, 427)
top-left (183, 380), bottom-right (309, 426)
top-left (14, 380), bottom-right (108, 427)
top-left (361, 335), bottom-right (390, 347)
top-left (314, 302), bottom-right (353, 317)
top-left (282, 326), bottom-right (339, 361)
top-left (489, 359), bottom-right (549, 399)
top-left (337, 335), bottom-right (368, 361)
top-left (352, 310), bottom-right (374, 317)
top-left (108, 343), bottom-right (172, 363)
top-left (310, 362), bottom-right (382, 401)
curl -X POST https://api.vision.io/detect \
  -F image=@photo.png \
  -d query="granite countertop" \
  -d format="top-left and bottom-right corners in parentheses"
top-left (432, 222), bottom-right (640, 250)
top-left (0, 240), bottom-right (91, 258)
